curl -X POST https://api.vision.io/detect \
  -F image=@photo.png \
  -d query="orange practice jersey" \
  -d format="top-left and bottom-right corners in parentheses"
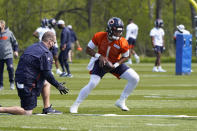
top-left (92, 32), bottom-right (129, 63)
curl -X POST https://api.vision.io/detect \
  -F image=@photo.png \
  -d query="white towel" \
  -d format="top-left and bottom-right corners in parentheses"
top-left (87, 57), bottom-right (98, 71)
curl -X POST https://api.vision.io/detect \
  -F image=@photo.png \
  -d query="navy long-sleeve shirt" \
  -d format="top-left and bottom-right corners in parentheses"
top-left (60, 27), bottom-right (72, 49)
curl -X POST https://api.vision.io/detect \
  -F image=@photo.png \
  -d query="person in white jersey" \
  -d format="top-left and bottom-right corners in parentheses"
top-left (33, 18), bottom-right (62, 75)
top-left (125, 18), bottom-right (140, 64)
top-left (173, 24), bottom-right (190, 46)
top-left (150, 19), bottom-right (166, 72)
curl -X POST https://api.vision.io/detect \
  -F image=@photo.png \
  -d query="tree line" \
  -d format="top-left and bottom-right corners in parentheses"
top-left (0, 0), bottom-right (195, 58)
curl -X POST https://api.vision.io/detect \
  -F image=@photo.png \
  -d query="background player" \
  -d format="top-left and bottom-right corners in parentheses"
top-left (125, 18), bottom-right (140, 64)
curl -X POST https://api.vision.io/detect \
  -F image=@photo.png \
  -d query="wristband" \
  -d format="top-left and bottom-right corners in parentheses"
top-left (113, 62), bottom-right (120, 68)
top-left (94, 53), bottom-right (101, 58)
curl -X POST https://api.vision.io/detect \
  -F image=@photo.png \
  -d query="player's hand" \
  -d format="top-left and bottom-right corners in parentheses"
top-left (56, 82), bottom-right (69, 95)
top-left (98, 56), bottom-right (108, 68)
top-left (61, 44), bottom-right (66, 51)
top-left (163, 46), bottom-right (166, 50)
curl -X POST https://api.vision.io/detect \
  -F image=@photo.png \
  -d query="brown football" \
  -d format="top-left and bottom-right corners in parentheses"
top-left (103, 60), bottom-right (114, 72)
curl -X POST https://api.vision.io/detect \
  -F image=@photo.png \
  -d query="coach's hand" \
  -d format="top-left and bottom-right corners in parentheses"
top-left (56, 82), bottom-right (69, 95)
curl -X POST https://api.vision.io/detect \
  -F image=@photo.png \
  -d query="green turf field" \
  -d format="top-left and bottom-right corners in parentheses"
top-left (0, 61), bottom-right (197, 131)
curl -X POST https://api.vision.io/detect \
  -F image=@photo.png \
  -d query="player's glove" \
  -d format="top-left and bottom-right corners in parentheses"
top-left (56, 82), bottom-right (69, 95)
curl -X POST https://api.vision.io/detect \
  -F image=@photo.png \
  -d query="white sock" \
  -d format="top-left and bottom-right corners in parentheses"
top-left (119, 68), bottom-right (140, 99)
top-left (134, 54), bottom-right (139, 59)
top-left (76, 75), bottom-right (101, 103)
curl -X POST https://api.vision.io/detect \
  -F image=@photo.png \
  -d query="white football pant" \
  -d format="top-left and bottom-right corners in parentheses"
top-left (74, 68), bottom-right (139, 104)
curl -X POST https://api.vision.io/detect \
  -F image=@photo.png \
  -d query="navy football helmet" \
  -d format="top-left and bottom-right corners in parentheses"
top-left (106, 17), bottom-right (124, 40)
top-left (48, 18), bottom-right (56, 28)
top-left (41, 18), bottom-right (49, 27)
top-left (154, 19), bottom-right (164, 28)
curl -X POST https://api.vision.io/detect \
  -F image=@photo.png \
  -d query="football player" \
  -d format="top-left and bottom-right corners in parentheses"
top-left (150, 19), bottom-right (166, 72)
top-left (125, 18), bottom-right (140, 64)
top-left (70, 17), bottom-right (140, 113)
top-left (33, 18), bottom-right (62, 75)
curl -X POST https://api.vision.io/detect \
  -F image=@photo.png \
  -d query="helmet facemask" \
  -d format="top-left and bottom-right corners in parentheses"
top-left (110, 26), bottom-right (123, 40)
top-left (155, 19), bottom-right (164, 28)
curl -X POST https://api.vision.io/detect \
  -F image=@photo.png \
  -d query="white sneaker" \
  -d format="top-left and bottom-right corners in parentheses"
top-left (70, 102), bottom-right (80, 113)
top-left (115, 99), bottom-right (129, 111)
top-left (158, 67), bottom-right (166, 72)
top-left (152, 67), bottom-right (158, 72)
top-left (10, 82), bottom-right (15, 90)
top-left (56, 69), bottom-right (62, 75)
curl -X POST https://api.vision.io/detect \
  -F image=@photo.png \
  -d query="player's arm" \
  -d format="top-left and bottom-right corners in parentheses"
top-left (33, 31), bottom-right (39, 39)
top-left (42, 70), bottom-right (69, 95)
top-left (112, 50), bottom-right (129, 69)
top-left (151, 36), bottom-right (155, 48)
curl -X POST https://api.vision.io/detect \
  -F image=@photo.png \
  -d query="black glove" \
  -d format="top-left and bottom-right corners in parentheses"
top-left (56, 82), bottom-right (69, 95)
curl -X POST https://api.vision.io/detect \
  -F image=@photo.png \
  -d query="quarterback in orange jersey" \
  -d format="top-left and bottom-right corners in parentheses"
top-left (70, 17), bottom-right (140, 113)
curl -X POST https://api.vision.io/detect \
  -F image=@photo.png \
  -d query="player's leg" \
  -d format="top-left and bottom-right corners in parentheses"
top-left (116, 68), bottom-right (139, 111)
top-left (58, 51), bottom-right (67, 76)
top-left (0, 60), bottom-right (5, 90)
top-left (52, 47), bottom-right (62, 75)
top-left (152, 46), bottom-right (159, 72)
top-left (157, 47), bottom-right (166, 72)
top-left (3, 85), bottom-right (38, 115)
top-left (5, 58), bottom-right (15, 90)
top-left (64, 48), bottom-right (72, 77)
top-left (68, 43), bottom-right (75, 63)
top-left (70, 75), bottom-right (101, 113)
top-left (131, 49), bottom-right (140, 63)
top-left (0, 106), bottom-right (32, 115)
top-left (41, 81), bottom-right (62, 114)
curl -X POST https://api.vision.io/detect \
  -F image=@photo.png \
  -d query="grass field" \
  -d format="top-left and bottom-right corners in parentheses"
top-left (0, 60), bottom-right (197, 131)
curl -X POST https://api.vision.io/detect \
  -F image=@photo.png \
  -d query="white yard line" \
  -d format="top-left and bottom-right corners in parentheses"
top-left (73, 114), bottom-right (197, 118)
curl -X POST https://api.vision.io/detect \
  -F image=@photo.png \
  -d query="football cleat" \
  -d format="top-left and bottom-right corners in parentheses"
top-left (70, 102), bottom-right (80, 113)
top-left (60, 72), bottom-right (67, 77)
top-left (66, 74), bottom-right (73, 78)
top-left (115, 99), bottom-right (129, 111)
top-left (42, 104), bottom-right (62, 114)
top-left (10, 82), bottom-right (15, 90)
top-left (56, 69), bottom-right (62, 75)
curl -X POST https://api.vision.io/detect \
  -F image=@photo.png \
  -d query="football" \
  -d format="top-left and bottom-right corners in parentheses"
top-left (103, 60), bottom-right (114, 72)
